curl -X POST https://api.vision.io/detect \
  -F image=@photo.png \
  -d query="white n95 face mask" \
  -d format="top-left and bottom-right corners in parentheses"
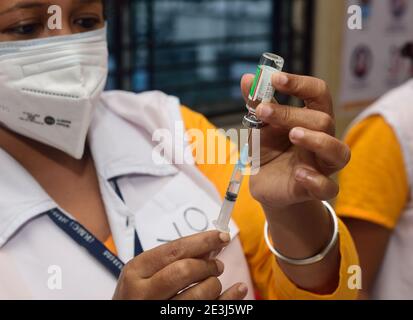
top-left (0, 27), bottom-right (109, 159)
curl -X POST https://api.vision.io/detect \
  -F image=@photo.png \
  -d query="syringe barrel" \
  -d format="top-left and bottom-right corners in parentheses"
top-left (214, 144), bottom-right (249, 233)
top-left (215, 199), bottom-right (236, 233)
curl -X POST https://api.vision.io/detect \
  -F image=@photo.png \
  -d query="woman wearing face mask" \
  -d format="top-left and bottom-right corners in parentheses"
top-left (0, 0), bottom-right (358, 300)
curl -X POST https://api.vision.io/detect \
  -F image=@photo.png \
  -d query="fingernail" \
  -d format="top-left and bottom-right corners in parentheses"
top-left (257, 104), bottom-right (273, 118)
top-left (290, 128), bottom-right (305, 140)
top-left (219, 232), bottom-right (231, 243)
top-left (238, 283), bottom-right (248, 294)
top-left (273, 72), bottom-right (289, 86)
top-left (216, 260), bottom-right (225, 274)
top-left (295, 168), bottom-right (309, 181)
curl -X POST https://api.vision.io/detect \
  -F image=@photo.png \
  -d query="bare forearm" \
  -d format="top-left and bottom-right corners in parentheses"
top-left (264, 200), bottom-right (340, 294)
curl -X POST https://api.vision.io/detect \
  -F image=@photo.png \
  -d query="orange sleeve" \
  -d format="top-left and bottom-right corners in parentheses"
top-left (181, 106), bottom-right (359, 300)
top-left (336, 115), bottom-right (409, 230)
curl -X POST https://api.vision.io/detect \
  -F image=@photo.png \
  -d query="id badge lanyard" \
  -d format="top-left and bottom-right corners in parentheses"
top-left (47, 179), bottom-right (143, 279)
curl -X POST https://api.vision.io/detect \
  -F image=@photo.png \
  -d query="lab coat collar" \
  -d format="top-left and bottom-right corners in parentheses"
top-left (89, 91), bottom-right (179, 181)
top-left (0, 149), bottom-right (57, 247)
top-left (0, 90), bottom-right (180, 248)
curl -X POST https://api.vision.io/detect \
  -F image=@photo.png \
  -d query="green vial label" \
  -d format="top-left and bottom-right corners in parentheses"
top-left (249, 66), bottom-right (262, 99)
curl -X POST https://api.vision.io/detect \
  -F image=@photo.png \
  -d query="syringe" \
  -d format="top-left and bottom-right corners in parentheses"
top-left (211, 52), bottom-right (284, 255)
top-left (213, 143), bottom-right (250, 233)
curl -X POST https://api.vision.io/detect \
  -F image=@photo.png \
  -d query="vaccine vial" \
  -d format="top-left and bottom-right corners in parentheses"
top-left (243, 53), bottom-right (285, 129)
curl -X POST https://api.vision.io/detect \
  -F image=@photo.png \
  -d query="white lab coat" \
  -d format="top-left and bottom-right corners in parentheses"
top-left (0, 90), bottom-right (254, 299)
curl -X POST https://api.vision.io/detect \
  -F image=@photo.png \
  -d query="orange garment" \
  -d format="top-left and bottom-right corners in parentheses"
top-left (103, 106), bottom-right (360, 300)
top-left (180, 106), bottom-right (358, 300)
top-left (104, 236), bottom-right (117, 256)
top-left (336, 115), bottom-right (409, 230)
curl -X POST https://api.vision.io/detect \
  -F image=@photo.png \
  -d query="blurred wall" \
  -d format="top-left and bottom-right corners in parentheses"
top-left (312, 0), bottom-right (352, 138)
top-left (216, 0), bottom-right (354, 134)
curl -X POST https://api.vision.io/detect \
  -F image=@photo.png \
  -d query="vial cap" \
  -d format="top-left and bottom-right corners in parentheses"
top-left (260, 53), bottom-right (284, 71)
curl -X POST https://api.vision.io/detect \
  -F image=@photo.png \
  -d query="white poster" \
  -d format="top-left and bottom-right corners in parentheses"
top-left (339, 0), bottom-right (413, 111)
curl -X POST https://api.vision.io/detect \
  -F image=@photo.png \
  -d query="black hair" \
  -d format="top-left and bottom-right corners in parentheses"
top-left (401, 43), bottom-right (413, 61)
top-left (101, 0), bottom-right (107, 20)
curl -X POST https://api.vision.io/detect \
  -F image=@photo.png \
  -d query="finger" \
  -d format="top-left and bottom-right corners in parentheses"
top-left (218, 283), bottom-right (249, 301)
top-left (256, 102), bottom-right (335, 135)
top-left (289, 127), bottom-right (351, 171)
top-left (133, 231), bottom-right (230, 278)
top-left (147, 259), bottom-right (224, 300)
top-left (173, 277), bottom-right (222, 300)
top-left (271, 72), bottom-right (333, 115)
top-left (241, 73), bottom-right (255, 102)
top-left (294, 168), bottom-right (339, 200)
top-left (241, 73), bottom-right (278, 105)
